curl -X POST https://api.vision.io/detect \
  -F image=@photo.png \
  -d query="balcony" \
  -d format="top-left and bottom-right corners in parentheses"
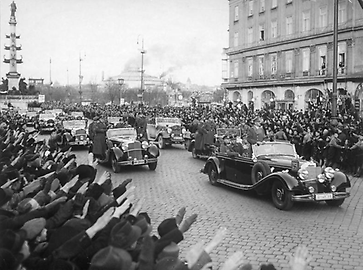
top-left (338, 67), bottom-right (346, 75)
top-left (317, 69), bottom-right (327, 76)
top-left (303, 71), bottom-right (309, 77)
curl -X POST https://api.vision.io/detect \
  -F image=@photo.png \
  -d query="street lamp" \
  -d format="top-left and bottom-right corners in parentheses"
top-left (118, 78), bottom-right (124, 106)
top-left (137, 36), bottom-right (146, 104)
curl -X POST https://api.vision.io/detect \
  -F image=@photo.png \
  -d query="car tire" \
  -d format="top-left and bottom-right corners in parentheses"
top-left (111, 154), bottom-right (121, 173)
top-left (251, 161), bottom-right (271, 185)
top-left (208, 163), bottom-right (219, 186)
top-left (271, 180), bottom-right (294, 210)
top-left (192, 147), bottom-right (198, 159)
top-left (325, 188), bottom-right (346, 207)
top-left (158, 135), bottom-right (166, 149)
top-left (148, 162), bottom-right (157, 171)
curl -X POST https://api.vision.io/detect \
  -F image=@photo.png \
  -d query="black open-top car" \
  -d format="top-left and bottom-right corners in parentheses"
top-left (98, 128), bottom-right (159, 173)
top-left (62, 119), bottom-right (89, 146)
top-left (202, 141), bottom-right (351, 210)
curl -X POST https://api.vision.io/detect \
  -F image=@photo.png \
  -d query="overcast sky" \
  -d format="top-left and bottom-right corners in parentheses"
top-left (0, 0), bottom-right (229, 86)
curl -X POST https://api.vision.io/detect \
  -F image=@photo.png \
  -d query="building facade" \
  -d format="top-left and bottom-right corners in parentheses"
top-left (223, 0), bottom-right (363, 114)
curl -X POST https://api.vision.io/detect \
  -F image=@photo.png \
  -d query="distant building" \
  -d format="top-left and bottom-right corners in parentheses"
top-left (223, 0), bottom-right (363, 113)
top-left (105, 69), bottom-right (164, 89)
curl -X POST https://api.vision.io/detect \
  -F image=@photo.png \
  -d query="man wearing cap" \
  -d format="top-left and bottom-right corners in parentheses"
top-left (247, 116), bottom-right (266, 145)
top-left (92, 117), bottom-right (107, 160)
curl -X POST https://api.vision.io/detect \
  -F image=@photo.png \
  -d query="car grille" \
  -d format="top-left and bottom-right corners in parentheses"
top-left (171, 126), bottom-right (182, 135)
top-left (127, 141), bottom-right (143, 160)
top-left (75, 129), bottom-right (86, 135)
top-left (305, 167), bottom-right (321, 179)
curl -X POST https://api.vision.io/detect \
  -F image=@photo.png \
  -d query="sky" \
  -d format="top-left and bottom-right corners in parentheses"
top-left (0, 0), bottom-right (229, 87)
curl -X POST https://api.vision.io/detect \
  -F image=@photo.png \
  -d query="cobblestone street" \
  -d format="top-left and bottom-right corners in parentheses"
top-left (72, 144), bottom-right (363, 270)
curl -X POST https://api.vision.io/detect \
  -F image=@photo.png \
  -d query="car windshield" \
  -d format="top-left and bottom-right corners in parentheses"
top-left (39, 114), bottom-right (55, 120)
top-left (108, 117), bottom-right (120, 124)
top-left (63, 120), bottom-right (86, 130)
top-left (71, 112), bottom-right (84, 118)
top-left (27, 112), bottom-right (37, 117)
top-left (107, 128), bottom-right (136, 138)
top-left (216, 128), bottom-right (241, 138)
top-left (253, 143), bottom-right (296, 157)
top-left (156, 118), bottom-right (181, 125)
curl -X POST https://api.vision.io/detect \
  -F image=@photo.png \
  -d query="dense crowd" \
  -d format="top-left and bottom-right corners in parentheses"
top-left (0, 108), bottom-right (315, 270)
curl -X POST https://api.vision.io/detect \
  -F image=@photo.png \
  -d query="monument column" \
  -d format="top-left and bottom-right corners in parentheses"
top-left (3, 1), bottom-right (23, 91)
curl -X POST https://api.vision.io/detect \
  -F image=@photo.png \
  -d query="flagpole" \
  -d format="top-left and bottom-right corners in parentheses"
top-left (331, 0), bottom-right (338, 118)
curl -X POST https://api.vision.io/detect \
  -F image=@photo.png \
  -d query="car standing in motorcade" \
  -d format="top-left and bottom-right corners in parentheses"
top-left (34, 113), bottom-right (57, 133)
top-left (147, 117), bottom-right (188, 149)
top-left (97, 127), bottom-right (159, 173)
top-left (202, 141), bottom-right (351, 210)
top-left (62, 119), bottom-right (90, 147)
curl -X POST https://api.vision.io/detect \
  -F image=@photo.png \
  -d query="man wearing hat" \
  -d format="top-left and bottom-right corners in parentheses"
top-left (247, 116), bottom-right (266, 145)
top-left (92, 117), bottom-right (107, 161)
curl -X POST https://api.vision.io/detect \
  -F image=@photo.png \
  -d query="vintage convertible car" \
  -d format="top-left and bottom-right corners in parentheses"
top-left (34, 113), bottom-right (57, 133)
top-left (98, 128), bottom-right (159, 173)
top-left (62, 119), bottom-right (89, 146)
top-left (147, 117), bottom-right (188, 149)
top-left (202, 141), bottom-right (351, 210)
top-left (26, 111), bottom-right (38, 127)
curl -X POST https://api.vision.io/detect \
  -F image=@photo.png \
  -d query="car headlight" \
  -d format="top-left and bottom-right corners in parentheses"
top-left (308, 186), bottom-right (315, 193)
top-left (182, 128), bottom-right (186, 134)
top-left (317, 174), bottom-right (326, 183)
top-left (331, 185), bottom-right (337, 192)
top-left (121, 144), bottom-right (128, 151)
top-left (324, 167), bottom-right (335, 179)
top-left (167, 128), bottom-right (172, 133)
top-left (298, 169), bottom-right (309, 180)
top-left (142, 141), bottom-right (149, 149)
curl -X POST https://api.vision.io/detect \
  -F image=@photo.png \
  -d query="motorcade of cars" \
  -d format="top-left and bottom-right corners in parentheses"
top-left (202, 141), bottom-right (351, 210)
top-left (34, 113), bottom-right (57, 133)
top-left (97, 127), bottom-right (159, 173)
top-left (147, 117), bottom-right (188, 149)
top-left (62, 119), bottom-right (89, 147)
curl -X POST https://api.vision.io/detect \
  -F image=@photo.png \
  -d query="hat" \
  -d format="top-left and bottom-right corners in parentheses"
top-left (155, 257), bottom-right (188, 270)
top-left (0, 248), bottom-right (20, 270)
top-left (135, 215), bottom-right (153, 237)
top-left (76, 165), bottom-right (96, 182)
top-left (0, 229), bottom-right (27, 254)
top-left (55, 170), bottom-right (69, 186)
top-left (157, 218), bottom-right (178, 238)
top-left (109, 221), bottom-right (142, 249)
top-left (17, 198), bottom-right (40, 214)
top-left (89, 246), bottom-right (132, 270)
top-left (21, 218), bottom-right (46, 240)
top-left (64, 218), bottom-right (91, 232)
top-left (157, 242), bottom-right (180, 261)
top-left (0, 188), bottom-right (13, 207)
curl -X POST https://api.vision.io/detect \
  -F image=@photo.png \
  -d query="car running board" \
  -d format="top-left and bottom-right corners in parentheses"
top-left (218, 179), bottom-right (254, 191)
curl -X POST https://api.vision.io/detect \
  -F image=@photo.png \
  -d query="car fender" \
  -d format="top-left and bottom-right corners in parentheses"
top-left (156, 130), bottom-right (170, 139)
top-left (111, 147), bottom-right (124, 160)
top-left (256, 171), bottom-right (299, 191)
top-left (332, 171), bottom-right (351, 189)
top-left (204, 156), bottom-right (223, 174)
top-left (148, 144), bottom-right (160, 157)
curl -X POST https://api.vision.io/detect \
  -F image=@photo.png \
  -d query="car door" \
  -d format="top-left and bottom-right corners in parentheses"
top-left (220, 154), bottom-right (239, 182)
top-left (234, 156), bottom-right (254, 185)
top-left (147, 118), bottom-right (157, 140)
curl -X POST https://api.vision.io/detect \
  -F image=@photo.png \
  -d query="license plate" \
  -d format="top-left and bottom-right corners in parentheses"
top-left (133, 160), bottom-right (145, 165)
top-left (315, 193), bottom-right (333, 200)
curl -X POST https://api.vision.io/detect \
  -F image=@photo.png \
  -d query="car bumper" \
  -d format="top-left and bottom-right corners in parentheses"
top-left (169, 137), bottom-right (185, 143)
top-left (69, 140), bottom-right (89, 146)
top-left (117, 158), bottom-right (157, 166)
top-left (292, 191), bottom-right (350, 202)
top-left (40, 127), bottom-right (55, 131)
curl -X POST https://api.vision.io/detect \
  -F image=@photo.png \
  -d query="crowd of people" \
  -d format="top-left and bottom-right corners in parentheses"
top-left (0, 107), bottom-right (315, 270)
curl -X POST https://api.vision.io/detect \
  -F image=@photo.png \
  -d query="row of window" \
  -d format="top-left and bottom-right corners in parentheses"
top-left (234, 0), bottom-right (280, 21)
top-left (230, 42), bottom-right (347, 79)
top-left (233, 3), bottom-right (347, 46)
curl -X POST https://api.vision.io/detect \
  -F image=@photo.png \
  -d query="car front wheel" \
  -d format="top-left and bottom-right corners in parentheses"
top-left (325, 188), bottom-right (346, 207)
top-left (158, 136), bottom-right (166, 149)
top-left (271, 180), bottom-right (293, 210)
top-left (148, 162), bottom-right (157, 171)
top-left (208, 163), bottom-right (219, 186)
top-left (111, 155), bottom-right (121, 173)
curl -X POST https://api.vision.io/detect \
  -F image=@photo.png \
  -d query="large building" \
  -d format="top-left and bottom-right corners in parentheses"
top-left (223, 0), bottom-right (363, 114)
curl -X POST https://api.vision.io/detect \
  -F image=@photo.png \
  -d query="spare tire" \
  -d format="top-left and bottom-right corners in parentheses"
top-left (251, 161), bottom-right (271, 185)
